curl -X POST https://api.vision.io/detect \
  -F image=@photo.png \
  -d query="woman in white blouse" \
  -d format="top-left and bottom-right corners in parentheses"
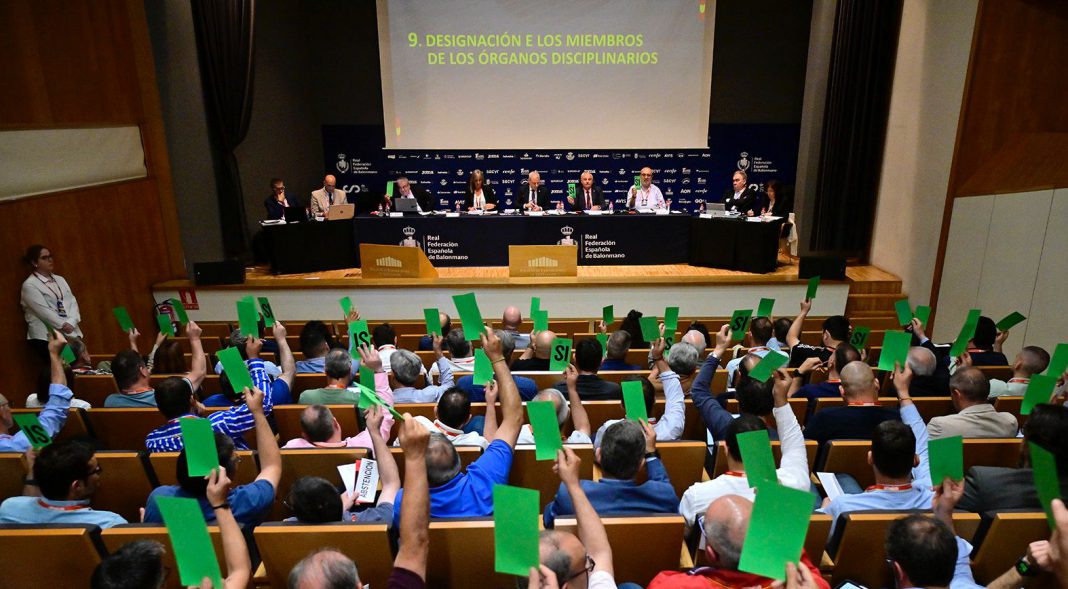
top-left (21, 245), bottom-right (82, 366)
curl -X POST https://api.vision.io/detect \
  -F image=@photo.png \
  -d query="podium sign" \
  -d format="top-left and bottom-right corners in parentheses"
top-left (508, 245), bottom-right (578, 277)
top-left (359, 244), bottom-right (438, 279)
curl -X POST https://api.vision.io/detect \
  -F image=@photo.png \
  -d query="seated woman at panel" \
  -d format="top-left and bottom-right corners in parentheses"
top-left (463, 169), bottom-right (496, 211)
top-left (763, 179), bottom-right (793, 259)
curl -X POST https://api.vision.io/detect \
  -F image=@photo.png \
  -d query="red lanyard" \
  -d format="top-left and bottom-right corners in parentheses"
top-left (1009, 378), bottom-right (1029, 384)
top-left (724, 470), bottom-right (746, 478)
top-left (847, 402), bottom-right (878, 406)
top-left (866, 483), bottom-right (912, 492)
top-left (37, 500), bottom-right (88, 511)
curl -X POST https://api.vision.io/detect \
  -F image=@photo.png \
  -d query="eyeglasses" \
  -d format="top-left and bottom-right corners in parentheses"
top-left (563, 554), bottom-right (595, 582)
top-left (274, 186), bottom-right (286, 191)
top-left (39, 255), bottom-right (53, 260)
top-left (88, 465), bottom-right (103, 477)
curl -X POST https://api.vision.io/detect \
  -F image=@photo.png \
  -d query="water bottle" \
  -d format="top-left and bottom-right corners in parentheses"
top-left (455, 201), bottom-right (461, 214)
top-left (699, 201), bottom-right (705, 214)
top-left (557, 201), bottom-right (564, 213)
top-left (377, 202), bottom-right (383, 215)
top-left (666, 199), bottom-right (672, 212)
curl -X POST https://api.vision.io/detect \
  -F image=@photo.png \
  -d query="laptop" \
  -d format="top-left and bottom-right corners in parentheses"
top-left (706, 202), bottom-right (728, 217)
top-left (282, 206), bottom-right (305, 223)
top-left (393, 197), bottom-right (420, 213)
top-left (325, 203), bottom-right (355, 220)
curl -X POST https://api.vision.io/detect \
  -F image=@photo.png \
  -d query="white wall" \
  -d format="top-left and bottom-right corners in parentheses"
top-left (869, 0), bottom-right (978, 304)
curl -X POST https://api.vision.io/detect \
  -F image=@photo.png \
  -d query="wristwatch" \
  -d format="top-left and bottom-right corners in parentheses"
top-left (1015, 555), bottom-right (1039, 577)
top-left (644, 450), bottom-right (660, 460)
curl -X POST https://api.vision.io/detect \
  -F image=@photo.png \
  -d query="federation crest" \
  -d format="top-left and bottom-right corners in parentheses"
top-left (400, 226), bottom-right (419, 247)
top-left (336, 154), bottom-right (349, 173)
top-left (737, 152), bottom-right (750, 171)
top-left (557, 225), bottom-right (576, 245)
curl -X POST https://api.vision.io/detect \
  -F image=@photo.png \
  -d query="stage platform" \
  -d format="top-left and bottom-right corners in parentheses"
top-left (152, 263), bottom-right (901, 322)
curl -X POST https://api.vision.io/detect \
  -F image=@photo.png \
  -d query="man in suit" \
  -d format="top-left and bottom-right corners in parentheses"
top-left (263, 177), bottom-right (300, 220)
top-left (516, 170), bottom-right (551, 211)
top-left (309, 175), bottom-right (348, 216)
top-left (394, 176), bottom-right (434, 212)
top-left (926, 367), bottom-right (1018, 439)
top-left (569, 171), bottom-right (605, 212)
top-left (722, 170), bottom-right (759, 215)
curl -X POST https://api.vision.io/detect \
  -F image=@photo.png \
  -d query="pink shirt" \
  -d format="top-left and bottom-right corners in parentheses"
top-left (282, 371), bottom-right (395, 449)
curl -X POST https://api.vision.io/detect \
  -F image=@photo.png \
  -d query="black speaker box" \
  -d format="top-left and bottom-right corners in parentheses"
top-left (194, 260), bottom-right (246, 286)
top-left (798, 256), bottom-right (846, 280)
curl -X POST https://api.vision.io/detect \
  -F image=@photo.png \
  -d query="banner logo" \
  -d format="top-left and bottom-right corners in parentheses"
top-left (375, 256), bottom-right (403, 268)
top-left (737, 151), bottom-right (750, 171)
top-left (336, 153), bottom-right (350, 173)
top-left (528, 256), bottom-right (559, 268)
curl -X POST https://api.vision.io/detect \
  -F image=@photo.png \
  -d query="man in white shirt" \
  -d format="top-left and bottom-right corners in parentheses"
top-left (626, 167), bottom-right (666, 212)
top-left (725, 316), bottom-right (784, 388)
top-left (514, 371), bottom-right (593, 445)
top-left (407, 388), bottom-right (488, 449)
top-left (309, 174), bottom-right (347, 216)
top-left (595, 337), bottom-right (686, 446)
top-left (989, 345), bottom-right (1049, 398)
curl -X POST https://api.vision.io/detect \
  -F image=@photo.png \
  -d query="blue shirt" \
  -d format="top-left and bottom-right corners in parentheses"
top-left (457, 374), bottom-right (539, 402)
top-left (0, 384), bottom-right (72, 452)
top-left (104, 390), bottom-right (157, 408)
top-left (394, 357), bottom-right (455, 404)
top-left (391, 439), bottom-right (514, 528)
top-left (0, 496), bottom-right (127, 528)
top-left (296, 356), bottom-right (360, 375)
top-left (599, 358), bottom-right (643, 371)
top-left (203, 378), bottom-right (292, 407)
top-left (143, 479), bottom-right (275, 526)
top-left (543, 458), bottom-right (679, 528)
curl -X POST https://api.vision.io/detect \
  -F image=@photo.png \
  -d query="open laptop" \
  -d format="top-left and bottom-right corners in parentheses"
top-left (325, 203), bottom-right (355, 220)
top-left (393, 197), bottom-right (420, 213)
top-left (282, 206), bottom-right (305, 223)
top-left (706, 202), bottom-right (728, 217)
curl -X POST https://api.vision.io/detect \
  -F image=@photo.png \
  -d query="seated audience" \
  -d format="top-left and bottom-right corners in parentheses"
top-left (373, 322), bottom-right (400, 372)
top-left (927, 365), bottom-right (1018, 439)
top-left (725, 316), bottom-right (782, 387)
top-left (512, 330), bottom-right (556, 371)
top-left (595, 338), bottom-right (686, 445)
top-left (803, 361), bottom-right (900, 446)
top-left (691, 325), bottom-right (739, 443)
top-left (501, 305), bottom-right (531, 349)
top-left (299, 346), bottom-right (388, 405)
top-left (295, 319), bottom-right (351, 374)
top-left (409, 387), bottom-right (488, 448)
top-left (206, 322), bottom-right (295, 406)
top-left (515, 366), bottom-right (593, 445)
top-left (1, 333), bottom-right (73, 451)
top-left (989, 345), bottom-right (1050, 397)
top-left (600, 330), bottom-right (642, 371)
top-left (648, 340), bottom-right (700, 395)
top-left (282, 403), bottom-right (394, 449)
top-left (144, 387), bottom-right (281, 525)
top-left (552, 338), bottom-right (621, 401)
top-left (769, 317), bottom-right (792, 350)
top-left (429, 329), bottom-right (476, 379)
top-left (790, 344), bottom-right (860, 407)
top-left (620, 309), bottom-right (649, 349)
top-left (786, 297), bottom-right (849, 367)
top-left (24, 363), bottom-right (90, 410)
top-left (886, 512), bottom-right (979, 589)
top-left (964, 315), bottom-right (1011, 366)
top-left (393, 336), bottom-right (453, 403)
top-left (106, 321), bottom-right (206, 408)
top-left (418, 311), bottom-right (451, 351)
top-left (0, 440), bottom-right (127, 528)
top-left (457, 330), bottom-right (538, 401)
top-left (212, 328), bottom-right (282, 378)
top-left (906, 344), bottom-right (950, 396)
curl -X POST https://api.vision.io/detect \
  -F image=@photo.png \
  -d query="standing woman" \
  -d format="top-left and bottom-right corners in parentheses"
top-left (21, 245), bottom-right (82, 367)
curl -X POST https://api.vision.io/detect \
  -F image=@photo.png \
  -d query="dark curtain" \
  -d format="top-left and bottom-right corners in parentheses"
top-left (191, 0), bottom-right (256, 258)
top-left (808, 0), bottom-right (902, 256)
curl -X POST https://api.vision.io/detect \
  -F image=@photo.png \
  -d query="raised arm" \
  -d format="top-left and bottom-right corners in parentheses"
top-left (185, 321), bottom-right (206, 392)
top-left (564, 364), bottom-right (590, 437)
top-left (771, 369), bottom-right (809, 491)
top-left (273, 321), bottom-right (295, 388)
top-left (555, 447), bottom-right (613, 578)
top-left (692, 325), bottom-right (733, 442)
top-left (394, 414), bottom-right (431, 580)
top-left (365, 405), bottom-right (400, 504)
top-left (892, 361), bottom-right (930, 486)
top-left (48, 331), bottom-right (68, 386)
top-left (483, 328), bottom-right (522, 447)
top-left (786, 298), bottom-right (811, 349)
top-left (37, 332), bottom-right (73, 438)
top-left (205, 467), bottom-right (251, 589)
top-left (244, 387), bottom-right (281, 491)
top-left (482, 379), bottom-right (499, 442)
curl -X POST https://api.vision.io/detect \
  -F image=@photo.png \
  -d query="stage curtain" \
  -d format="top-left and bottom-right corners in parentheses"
top-left (808, 0), bottom-right (902, 256)
top-left (191, 0), bottom-right (256, 257)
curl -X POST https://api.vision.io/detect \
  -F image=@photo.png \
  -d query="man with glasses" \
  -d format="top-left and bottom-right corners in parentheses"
top-left (0, 331), bottom-right (73, 452)
top-left (264, 177), bottom-right (299, 220)
top-left (626, 167), bottom-right (666, 213)
top-left (310, 174), bottom-right (348, 217)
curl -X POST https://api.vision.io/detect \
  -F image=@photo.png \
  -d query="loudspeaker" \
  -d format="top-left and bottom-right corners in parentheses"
top-left (194, 260), bottom-right (246, 286)
top-left (798, 256), bottom-right (846, 280)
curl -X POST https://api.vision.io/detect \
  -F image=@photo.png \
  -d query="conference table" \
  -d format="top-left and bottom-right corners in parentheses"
top-left (262, 213), bottom-right (783, 273)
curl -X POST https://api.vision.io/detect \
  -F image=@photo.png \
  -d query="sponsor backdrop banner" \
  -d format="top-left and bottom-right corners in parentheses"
top-left (321, 124), bottom-right (798, 214)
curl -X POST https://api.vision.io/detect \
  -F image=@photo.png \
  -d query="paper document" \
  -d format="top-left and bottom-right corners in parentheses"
top-left (338, 458), bottom-right (380, 504)
top-left (817, 472), bottom-right (844, 501)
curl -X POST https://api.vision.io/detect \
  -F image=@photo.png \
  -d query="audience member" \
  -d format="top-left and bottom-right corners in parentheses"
top-left (295, 319), bottom-right (348, 374)
top-left (791, 344), bottom-right (860, 403)
top-left (683, 322), bottom-right (710, 350)
top-left (725, 316), bottom-right (782, 387)
top-left (691, 325), bottom-right (740, 443)
top-left (457, 330), bottom-right (539, 401)
top-left (107, 321), bottom-right (206, 408)
top-left (501, 305), bottom-right (531, 349)
top-left (600, 330), bottom-right (642, 371)
top-left (786, 297), bottom-right (849, 368)
top-left (206, 321), bottom-right (296, 406)
top-left (211, 327), bottom-right (282, 378)
top-left (429, 329), bottom-right (476, 379)
top-left (1, 332), bottom-right (73, 451)
top-left (418, 311), bottom-right (451, 351)
top-left (512, 330), bottom-right (556, 371)
top-left (648, 341), bottom-right (700, 396)
top-left (300, 345), bottom-right (389, 405)
top-left (372, 323), bottom-right (400, 371)
top-left (595, 338), bottom-right (686, 446)
top-left (906, 344), bottom-right (950, 396)
top-left (769, 317), bottom-right (792, 351)
top-left (989, 345), bottom-right (1050, 397)
top-left (515, 366), bottom-right (593, 445)
top-left (282, 402), bottom-right (394, 450)
top-left (393, 335), bottom-right (453, 403)
top-left (552, 338), bottom-right (621, 400)
top-left (24, 361), bottom-right (91, 410)
top-left (803, 361), bottom-right (900, 446)
top-left (927, 365), bottom-right (1018, 439)
top-left (619, 309), bottom-right (649, 349)
top-left (409, 387), bottom-right (488, 448)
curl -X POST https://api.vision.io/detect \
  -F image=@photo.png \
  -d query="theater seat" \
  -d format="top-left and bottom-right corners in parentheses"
top-left (970, 511), bottom-right (1051, 584)
top-left (10, 408), bottom-right (90, 443)
top-left (0, 524), bottom-right (105, 589)
top-left (650, 441), bottom-right (711, 498)
top-left (818, 441), bottom-right (876, 490)
top-left (100, 524), bottom-right (228, 589)
top-left (148, 450), bottom-right (259, 488)
top-left (993, 396), bottom-right (1025, 426)
top-left (0, 453), bottom-right (28, 503)
top-left (255, 522), bottom-right (394, 589)
top-left (962, 438), bottom-right (1022, 472)
top-left (92, 451), bottom-right (157, 523)
top-left (85, 409), bottom-right (167, 451)
top-left (70, 375), bottom-right (119, 407)
top-left (273, 448), bottom-right (370, 519)
top-left (273, 404), bottom-right (360, 444)
top-left (709, 440), bottom-right (820, 478)
top-left (426, 517), bottom-right (514, 587)
top-left (511, 445), bottom-right (594, 506)
top-left (290, 374), bottom-right (330, 396)
top-left (725, 397), bottom-right (808, 426)
top-left (555, 514), bottom-right (685, 587)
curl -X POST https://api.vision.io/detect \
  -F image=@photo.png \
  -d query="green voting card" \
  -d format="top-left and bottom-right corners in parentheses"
top-left (216, 346), bottom-right (254, 394)
top-left (532, 309), bottom-right (549, 333)
top-left (729, 309), bottom-right (753, 341)
top-left (633, 175), bottom-right (641, 187)
top-left (737, 429), bottom-right (777, 489)
top-left (928, 435), bottom-right (964, 484)
top-left (567, 183), bottom-right (576, 200)
top-left (949, 309), bottom-right (981, 358)
top-left (473, 349), bottom-right (493, 385)
top-left (805, 275), bottom-right (820, 300)
top-left (849, 326), bottom-right (871, 350)
top-left (748, 352), bottom-right (788, 383)
top-left (339, 296), bottom-right (354, 317)
top-left (596, 333), bottom-right (609, 357)
top-left (1030, 442), bottom-right (1061, 528)
top-left (157, 313), bottom-right (175, 337)
top-left (738, 483), bottom-right (814, 581)
top-left (756, 298), bottom-right (775, 318)
top-left (996, 311), bottom-right (1027, 331)
top-left (180, 418), bottom-right (218, 477)
top-left (257, 297), bottom-right (275, 327)
top-left (878, 330), bottom-right (912, 372)
top-left (1021, 374), bottom-right (1057, 415)
top-left (112, 306), bottom-right (135, 332)
top-left (549, 337), bottom-right (573, 372)
top-left (1045, 343), bottom-right (1068, 377)
top-left (452, 292), bottom-right (484, 341)
top-left (60, 344), bottom-right (76, 364)
top-left (894, 299), bottom-right (913, 326)
top-left (386, 180), bottom-right (394, 197)
top-left (602, 304), bottom-right (614, 326)
top-left (639, 316), bottom-right (660, 343)
top-left (423, 308), bottom-right (442, 336)
top-left (349, 319), bottom-right (371, 350)
top-left (493, 485), bottom-right (540, 575)
top-left (664, 307), bottom-right (680, 333)
top-left (530, 296), bottom-right (541, 317)
top-left (914, 305), bottom-right (932, 326)
top-left (526, 401), bottom-right (562, 460)
top-left (157, 496), bottom-right (223, 589)
top-left (359, 365), bottom-right (376, 390)
top-left (170, 298), bottom-right (190, 325)
top-left (236, 299), bottom-right (259, 339)
top-left (622, 380), bottom-right (648, 422)
top-left (12, 413), bottom-right (51, 449)
top-left (357, 384), bottom-right (405, 421)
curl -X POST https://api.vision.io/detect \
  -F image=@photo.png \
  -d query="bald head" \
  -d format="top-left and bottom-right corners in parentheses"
top-left (682, 329), bottom-right (707, 350)
top-left (323, 175), bottom-right (337, 190)
top-left (534, 388), bottom-right (569, 425)
top-left (1018, 346), bottom-right (1051, 376)
top-left (288, 548), bottom-right (360, 589)
top-left (537, 530), bottom-right (585, 588)
top-left (502, 306), bottom-right (522, 330)
top-left (425, 433), bottom-right (461, 487)
top-left (840, 361), bottom-right (877, 401)
top-left (703, 495), bottom-right (752, 570)
top-left (533, 330), bottom-right (557, 359)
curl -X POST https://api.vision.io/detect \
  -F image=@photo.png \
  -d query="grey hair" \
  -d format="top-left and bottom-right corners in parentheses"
top-left (426, 432), bottom-right (462, 487)
top-left (907, 346), bottom-right (936, 377)
top-left (392, 349), bottom-right (422, 386)
top-left (287, 548), bottom-right (360, 589)
top-left (666, 342), bottom-right (700, 375)
top-left (536, 388), bottom-right (570, 426)
top-left (704, 515), bottom-right (743, 570)
top-left (495, 329), bottom-right (516, 361)
top-left (324, 349), bottom-right (353, 380)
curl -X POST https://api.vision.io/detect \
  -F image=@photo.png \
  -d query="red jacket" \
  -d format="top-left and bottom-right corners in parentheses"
top-left (647, 553), bottom-right (829, 589)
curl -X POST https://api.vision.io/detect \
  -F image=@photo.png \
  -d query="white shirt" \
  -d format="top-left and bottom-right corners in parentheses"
top-left (588, 570), bottom-right (618, 589)
top-left (516, 424), bottom-right (592, 445)
top-left (376, 345), bottom-right (427, 378)
top-left (628, 184), bottom-right (666, 212)
top-left (21, 273), bottom-right (82, 340)
top-left (429, 356), bottom-right (476, 382)
top-left (407, 415), bottom-right (488, 449)
top-left (472, 190), bottom-right (484, 209)
top-left (594, 370), bottom-right (686, 447)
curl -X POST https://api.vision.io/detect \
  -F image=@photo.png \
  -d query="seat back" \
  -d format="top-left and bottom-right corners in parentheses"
top-left (962, 438), bottom-right (1022, 471)
top-left (86, 409), bottom-right (167, 451)
top-left (274, 404), bottom-right (361, 443)
top-left (70, 375), bottom-right (119, 407)
top-left (255, 522), bottom-right (394, 589)
top-left (273, 448), bottom-right (369, 519)
top-left (711, 441), bottom-right (819, 478)
top-left (970, 512), bottom-right (1050, 583)
top-left (725, 398), bottom-right (808, 426)
top-left (100, 524), bottom-right (227, 589)
top-left (0, 524), bottom-right (105, 589)
top-left (977, 366), bottom-right (1014, 381)
top-left (0, 453), bottom-right (28, 503)
top-left (910, 397), bottom-right (955, 422)
top-left (291, 374), bottom-right (331, 396)
top-left (555, 514), bottom-right (685, 587)
top-left (511, 445), bottom-right (594, 506)
top-left (993, 396), bottom-right (1025, 425)
top-left (393, 403), bottom-right (437, 424)
top-left (426, 518), bottom-right (513, 587)
top-left (93, 451), bottom-right (157, 522)
top-left (148, 450), bottom-right (259, 488)
top-left (819, 441), bottom-right (875, 490)
top-left (804, 513), bottom-right (834, 566)
top-left (645, 441), bottom-right (709, 498)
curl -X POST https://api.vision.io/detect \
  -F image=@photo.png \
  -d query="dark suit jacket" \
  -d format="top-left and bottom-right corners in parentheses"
top-left (264, 194), bottom-right (300, 220)
top-left (959, 466), bottom-right (1068, 513)
top-left (516, 185), bottom-right (551, 210)
top-left (723, 187), bottom-right (760, 214)
top-left (463, 185), bottom-right (497, 209)
top-left (571, 185), bottom-right (605, 212)
top-left (398, 185), bottom-right (434, 212)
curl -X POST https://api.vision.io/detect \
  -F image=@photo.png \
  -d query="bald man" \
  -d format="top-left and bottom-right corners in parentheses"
top-left (517, 171), bottom-right (551, 211)
top-left (570, 171), bottom-right (605, 212)
top-left (500, 306), bottom-right (530, 349)
top-left (626, 167), bottom-right (666, 212)
top-left (288, 547), bottom-right (363, 589)
top-left (803, 361), bottom-right (901, 446)
top-left (512, 330), bottom-right (556, 371)
top-left (310, 174), bottom-right (348, 217)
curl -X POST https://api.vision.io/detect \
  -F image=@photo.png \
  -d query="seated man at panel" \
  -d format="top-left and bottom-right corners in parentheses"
top-left (648, 340), bottom-right (700, 396)
top-left (282, 402), bottom-right (394, 450)
top-left (594, 337), bottom-right (686, 446)
top-left (0, 440), bottom-right (127, 528)
top-left (106, 321), bottom-right (207, 407)
top-left (393, 345), bottom-right (455, 404)
top-left (512, 330), bottom-right (556, 372)
top-left (725, 316), bottom-right (783, 388)
top-left (543, 419), bottom-right (678, 527)
top-left (300, 346), bottom-right (390, 405)
top-left (0, 333), bottom-right (73, 452)
top-left (144, 387), bottom-right (281, 526)
top-left (515, 367), bottom-right (593, 446)
top-left (518, 170), bottom-right (551, 212)
top-left (989, 345), bottom-right (1050, 397)
top-left (804, 360), bottom-right (900, 447)
top-left (627, 166), bottom-right (666, 212)
top-left (390, 328), bottom-right (522, 526)
top-left (786, 298), bottom-right (849, 368)
top-left (552, 339), bottom-right (622, 401)
top-left (457, 330), bottom-right (539, 401)
top-left (569, 170), bottom-right (606, 212)
top-left (418, 312), bottom-right (451, 351)
top-left (600, 330), bottom-right (642, 371)
top-left (264, 177), bottom-right (299, 220)
top-left (394, 175), bottom-right (434, 212)
top-left (500, 305), bottom-right (531, 349)
top-left (927, 366), bottom-right (1018, 439)
top-left (722, 170), bottom-right (759, 215)
top-left (407, 387), bottom-right (488, 448)
top-left (679, 370), bottom-right (810, 527)
top-left (309, 174), bottom-right (347, 217)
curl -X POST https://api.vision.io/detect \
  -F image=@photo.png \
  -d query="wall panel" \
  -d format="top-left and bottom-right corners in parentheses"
top-left (931, 195), bottom-right (993, 341)
top-left (1024, 189), bottom-right (1068, 360)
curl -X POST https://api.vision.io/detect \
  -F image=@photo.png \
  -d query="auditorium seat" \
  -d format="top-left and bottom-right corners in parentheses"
top-left (804, 513), bottom-right (834, 567)
top-left (0, 524), bottom-right (105, 589)
top-left (818, 441), bottom-right (876, 490)
top-left (290, 373), bottom-right (330, 396)
top-left (148, 450), bottom-right (259, 488)
top-left (168, 336), bottom-right (224, 355)
top-left (709, 440), bottom-right (820, 478)
top-left (100, 524), bottom-right (228, 589)
top-left (393, 402), bottom-right (437, 425)
top-left (977, 365), bottom-right (1014, 381)
top-left (426, 517), bottom-right (514, 588)
top-left (910, 397), bottom-right (955, 422)
top-left (512, 444), bottom-right (594, 505)
top-left (273, 448), bottom-right (370, 519)
top-left (970, 511), bottom-right (1050, 584)
top-left (10, 407), bottom-right (89, 443)
top-left (580, 401), bottom-right (626, 436)
top-left (71, 375), bottom-right (119, 407)
top-left (147, 374), bottom-right (222, 396)
top-left (962, 438), bottom-right (1022, 472)
top-left (192, 322), bottom-right (234, 338)
top-left (645, 441), bottom-right (708, 498)
top-left (813, 396), bottom-right (896, 414)
top-left (92, 451), bottom-right (157, 522)
top-left (274, 404), bottom-right (360, 443)
top-left (256, 522), bottom-right (394, 589)
top-left (86, 409), bottom-right (167, 450)
top-left (0, 453), bottom-right (28, 503)
top-left (555, 514), bottom-right (686, 587)
top-left (993, 396), bottom-right (1024, 425)
top-left (725, 397), bottom-right (808, 426)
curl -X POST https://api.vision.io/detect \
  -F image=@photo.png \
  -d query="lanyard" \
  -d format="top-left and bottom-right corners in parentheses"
top-left (724, 470), bottom-right (746, 478)
top-left (35, 273), bottom-right (62, 303)
top-left (1009, 378), bottom-right (1030, 384)
top-left (847, 402), bottom-right (878, 406)
top-left (866, 483), bottom-right (913, 492)
top-left (37, 499), bottom-right (89, 511)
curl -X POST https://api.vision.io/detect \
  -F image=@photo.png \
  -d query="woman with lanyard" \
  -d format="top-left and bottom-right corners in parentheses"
top-left (21, 245), bottom-right (82, 370)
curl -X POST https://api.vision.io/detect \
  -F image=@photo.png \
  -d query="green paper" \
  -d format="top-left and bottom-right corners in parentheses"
top-left (360, 365), bottom-right (376, 390)
top-left (996, 311), bottom-right (1026, 332)
top-left (664, 307), bottom-right (680, 333)
top-left (567, 183), bottom-right (576, 199)
top-left (12, 413), bottom-right (52, 449)
top-left (170, 298), bottom-right (190, 325)
top-left (357, 384), bottom-right (405, 421)
top-left (1021, 374), bottom-right (1057, 415)
top-left (894, 299), bottom-right (913, 326)
top-left (1030, 442), bottom-right (1062, 529)
top-left (602, 305), bottom-right (614, 326)
top-left (112, 306), bottom-right (135, 332)
top-left (257, 297), bottom-right (275, 328)
top-left (493, 485), bottom-right (540, 575)
top-left (349, 320), bottom-right (371, 350)
top-left (928, 435), bottom-right (964, 485)
top-left (914, 306), bottom-right (932, 326)
top-left (622, 381), bottom-right (648, 422)
top-left (729, 309), bottom-right (753, 341)
top-left (849, 326), bottom-right (872, 349)
top-left (423, 308), bottom-right (442, 336)
top-left (738, 483), bottom-right (814, 581)
top-left (633, 175), bottom-right (640, 187)
top-left (756, 298), bottom-right (775, 318)
top-left (949, 309), bottom-right (981, 358)
top-left (216, 347), bottom-right (254, 394)
top-left (549, 337), bottom-right (573, 372)
top-left (157, 496), bottom-right (223, 589)
top-left (737, 429), bottom-right (777, 489)
top-left (530, 296), bottom-right (541, 317)
top-left (236, 299), bottom-right (259, 339)
top-left (748, 351), bottom-right (788, 383)
top-left (526, 401), bottom-right (562, 460)
top-left (180, 418), bottom-right (218, 477)
top-left (1045, 343), bottom-right (1068, 377)
top-left (532, 309), bottom-right (549, 333)
top-left (157, 313), bottom-right (175, 337)
top-left (878, 330), bottom-right (912, 372)
top-left (639, 316), bottom-right (660, 343)
top-left (452, 292), bottom-right (485, 341)
top-left (473, 349), bottom-right (493, 385)
top-left (805, 275), bottom-right (820, 300)
top-left (60, 344), bottom-right (76, 364)
top-left (596, 333), bottom-right (608, 357)
top-left (339, 296), bottom-right (353, 317)
top-left (386, 180), bottom-right (394, 197)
